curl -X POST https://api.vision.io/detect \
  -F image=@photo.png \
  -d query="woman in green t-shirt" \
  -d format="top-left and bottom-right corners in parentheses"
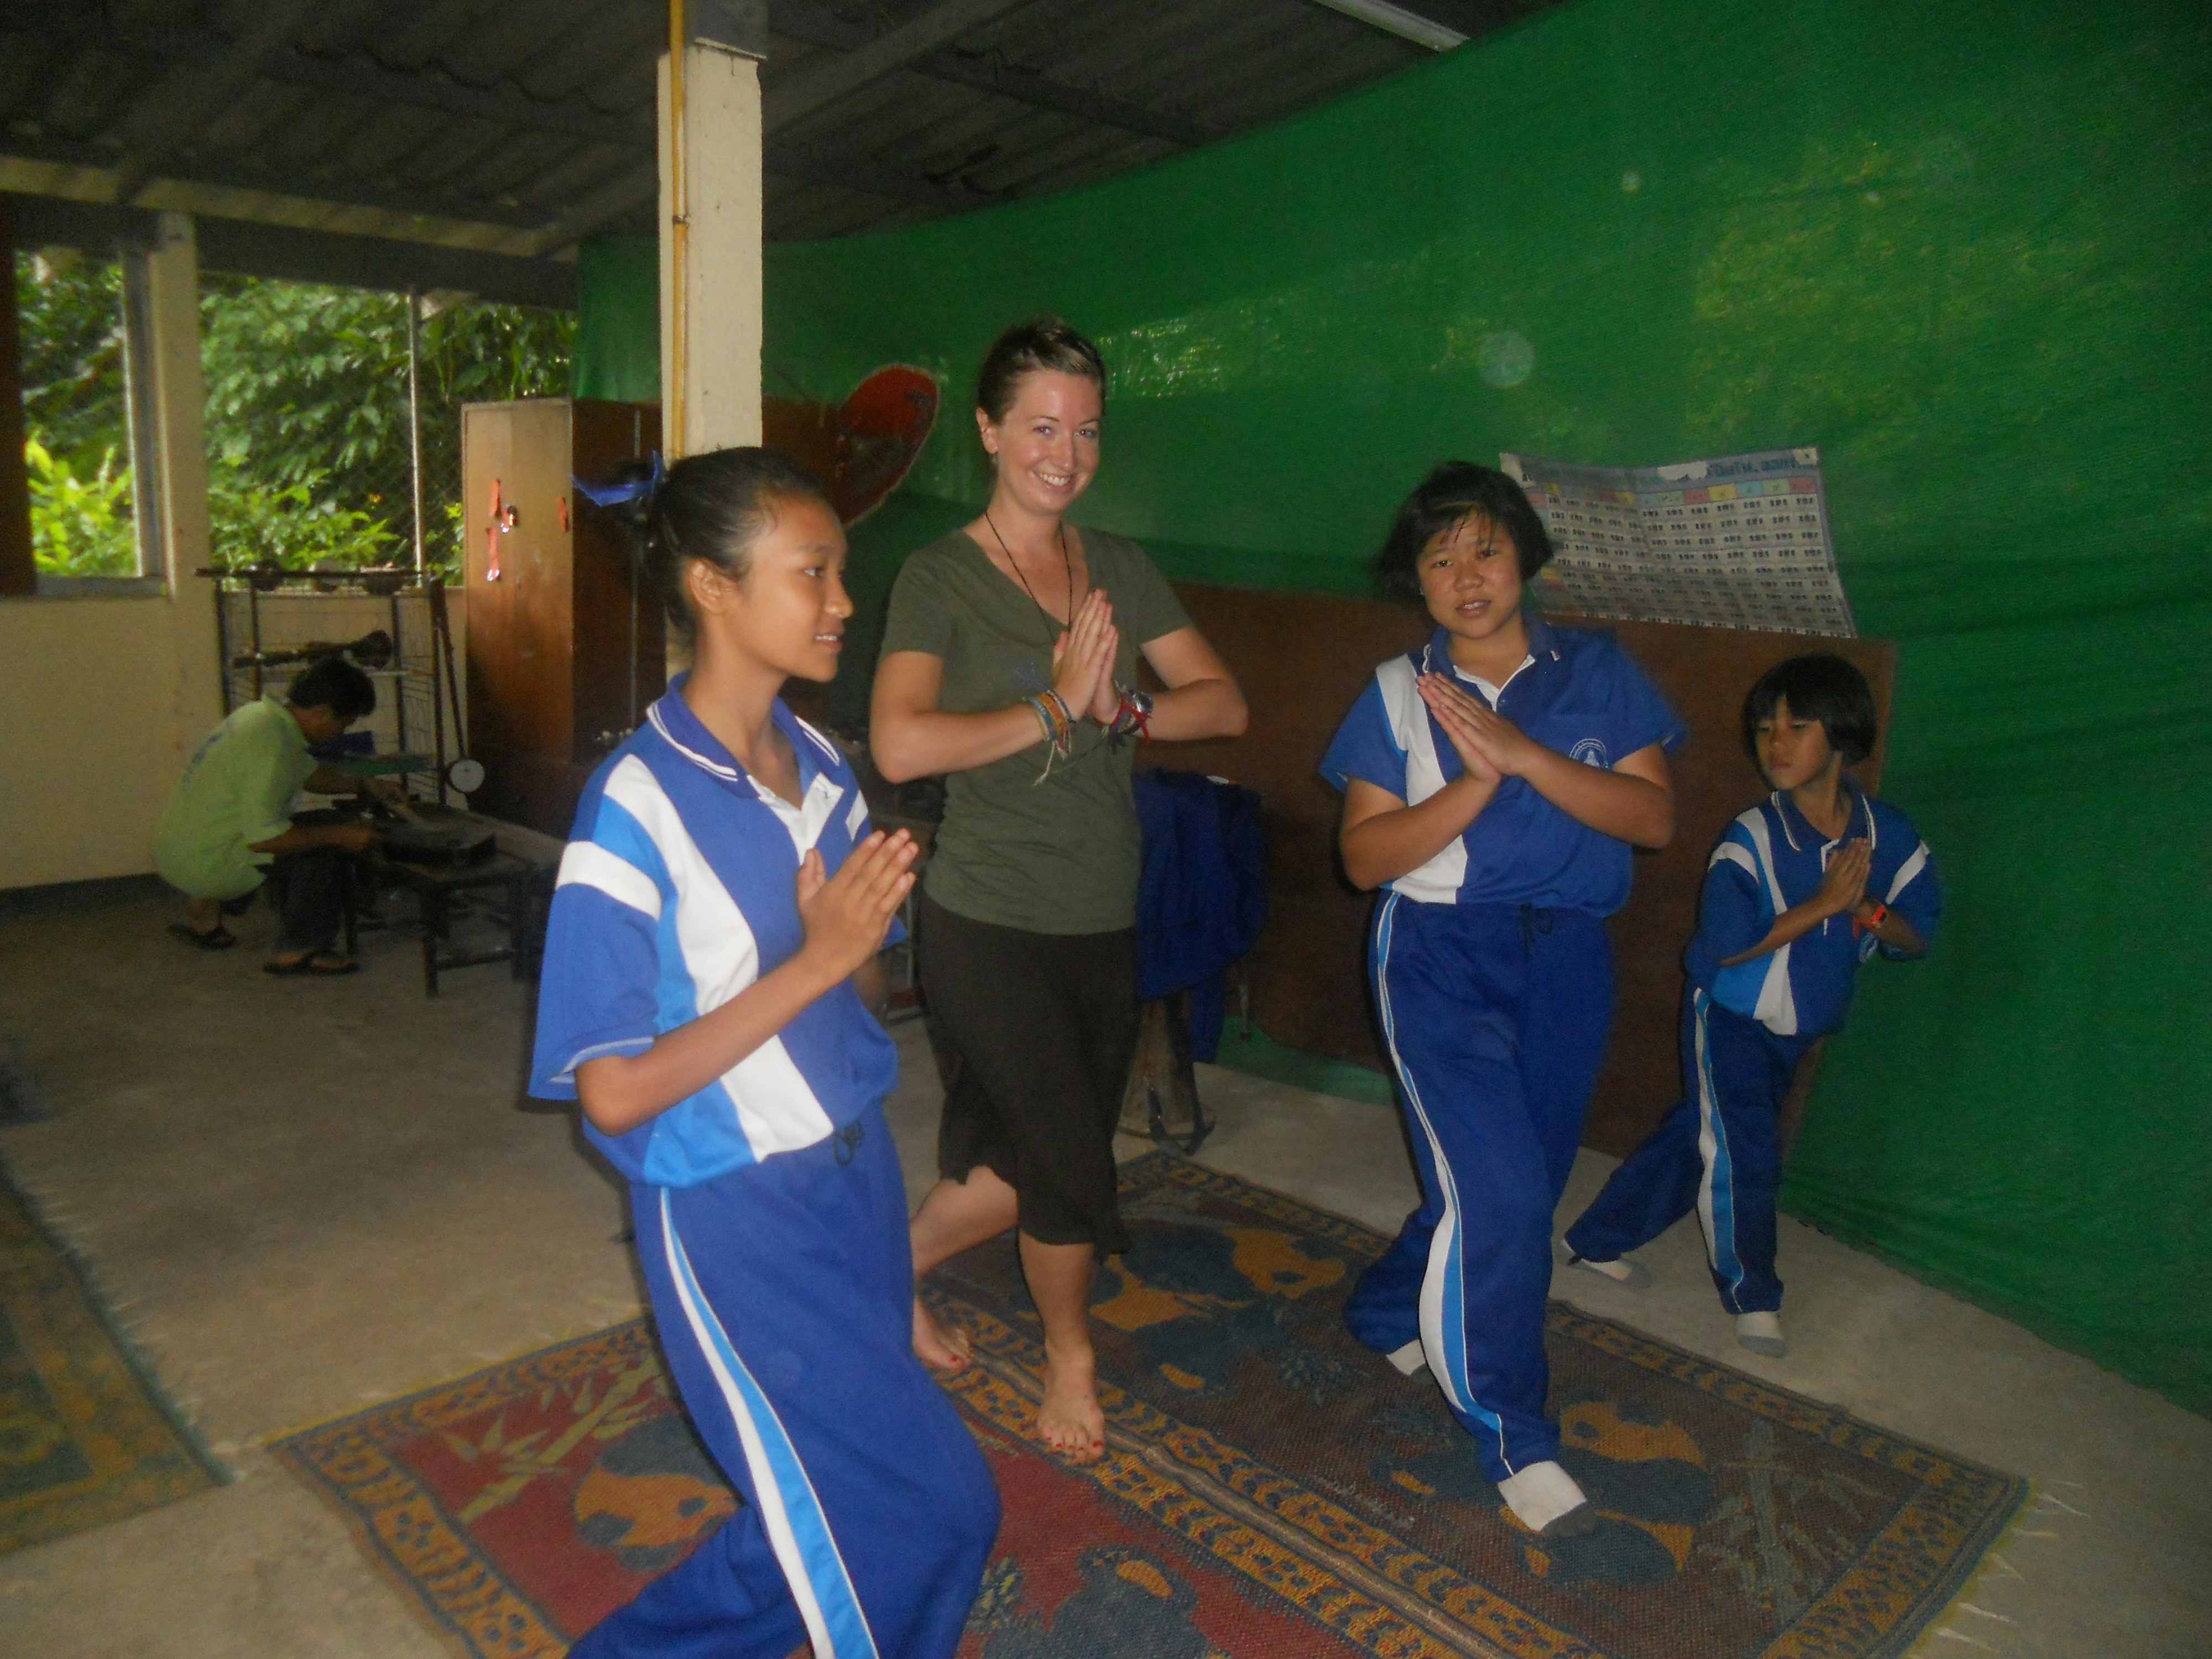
top-left (873, 318), bottom-right (1248, 1464)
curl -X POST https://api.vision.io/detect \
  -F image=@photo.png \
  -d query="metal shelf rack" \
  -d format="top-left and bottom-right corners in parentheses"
top-left (201, 564), bottom-right (461, 803)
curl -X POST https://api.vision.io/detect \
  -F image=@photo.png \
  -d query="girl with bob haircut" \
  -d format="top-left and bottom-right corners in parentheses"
top-left (872, 317), bottom-right (1248, 1465)
top-left (531, 447), bottom-right (998, 1659)
top-left (1320, 460), bottom-right (1683, 1538)
top-left (1564, 653), bottom-right (1939, 1361)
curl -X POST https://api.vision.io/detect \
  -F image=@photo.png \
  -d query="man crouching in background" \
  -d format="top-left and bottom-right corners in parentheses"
top-left (155, 656), bottom-right (396, 977)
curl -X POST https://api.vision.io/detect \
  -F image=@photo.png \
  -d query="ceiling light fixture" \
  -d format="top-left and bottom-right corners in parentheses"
top-left (1308, 0), bottom-right (1468, 51)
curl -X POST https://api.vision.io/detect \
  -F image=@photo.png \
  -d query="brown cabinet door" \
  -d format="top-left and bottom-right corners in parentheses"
top-left (463, 400), bottom-right (577, 832)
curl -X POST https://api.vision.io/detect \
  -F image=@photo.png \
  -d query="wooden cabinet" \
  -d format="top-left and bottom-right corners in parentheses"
top-left (461, 399), bottom-right (664, 836)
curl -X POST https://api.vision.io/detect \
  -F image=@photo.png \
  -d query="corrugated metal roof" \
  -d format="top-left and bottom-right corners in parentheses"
top-left (0, 0), bottom-right (1558, 300)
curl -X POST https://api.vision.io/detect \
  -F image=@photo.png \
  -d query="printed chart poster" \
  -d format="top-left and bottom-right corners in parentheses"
top-left (1502, 447), bottom-right (1856, 637)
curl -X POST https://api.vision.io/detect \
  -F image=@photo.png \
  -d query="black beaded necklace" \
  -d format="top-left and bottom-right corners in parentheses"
top-left (984, 508), bottom-right (1077, 643)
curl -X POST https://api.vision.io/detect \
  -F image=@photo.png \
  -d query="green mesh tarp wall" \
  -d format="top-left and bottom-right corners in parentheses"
top-left (575, 0), bottom-right (2212, 1413)
top-left (571, 236), bottom-right (660, 405)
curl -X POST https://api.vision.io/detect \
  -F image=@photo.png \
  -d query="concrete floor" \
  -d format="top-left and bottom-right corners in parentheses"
top-left (1, 883), bottom-right (2206, 1658)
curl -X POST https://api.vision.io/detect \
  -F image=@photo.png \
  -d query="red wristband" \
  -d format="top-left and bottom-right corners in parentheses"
top-left (1853, 901), bottom-right (1888, 938)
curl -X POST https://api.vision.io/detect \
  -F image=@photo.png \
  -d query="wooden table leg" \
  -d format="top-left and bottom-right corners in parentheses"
top-left (507, 869), bottom-right (530, 982)
top-left (421, 888), bottom-right (445, 998)
top-left (1162, 988), bottom-right (1210, 1153)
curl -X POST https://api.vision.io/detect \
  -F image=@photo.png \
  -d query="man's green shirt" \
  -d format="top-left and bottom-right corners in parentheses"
top-left (154, 696), bottom-right (314, 899)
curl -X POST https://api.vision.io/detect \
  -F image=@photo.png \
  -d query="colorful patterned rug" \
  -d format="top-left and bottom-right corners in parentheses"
top-left (274, 1155), bottom-right (2022, 1658)
top-left (1, 1162), bottom-right (226, 1554)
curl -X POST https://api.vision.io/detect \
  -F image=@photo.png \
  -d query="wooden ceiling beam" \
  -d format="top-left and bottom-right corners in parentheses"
top-left (5, 193), bottom-right (575, 309)
top-left (0, 135), bottom-right (547, 233)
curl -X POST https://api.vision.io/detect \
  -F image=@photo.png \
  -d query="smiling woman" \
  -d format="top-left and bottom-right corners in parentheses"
top-left (872, 317), bottom-right (1248, 1469)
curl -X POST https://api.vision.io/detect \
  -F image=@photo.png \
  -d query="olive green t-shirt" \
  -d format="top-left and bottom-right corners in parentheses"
top-left (880, 526), bottom-right (1192, 935)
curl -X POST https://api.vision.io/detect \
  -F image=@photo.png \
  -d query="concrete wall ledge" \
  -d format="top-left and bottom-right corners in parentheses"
top-left (13, 575), bottom-right (170, 600)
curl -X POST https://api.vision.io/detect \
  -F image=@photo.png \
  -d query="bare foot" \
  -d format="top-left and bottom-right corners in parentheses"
top-left (912, 1296), bottom-right (973, 1372)
top-left (1035, 1342), bottom-right (1105, 1464)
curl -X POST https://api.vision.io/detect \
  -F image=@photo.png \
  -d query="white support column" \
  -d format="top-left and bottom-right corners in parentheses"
top-left (145, 212), bottom-right (221, 750)
top-left (659, 39), bottom-right (764, 458)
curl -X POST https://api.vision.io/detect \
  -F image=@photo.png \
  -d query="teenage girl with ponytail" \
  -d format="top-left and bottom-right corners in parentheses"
top-left (531, 448), bottom-right (997, 1659)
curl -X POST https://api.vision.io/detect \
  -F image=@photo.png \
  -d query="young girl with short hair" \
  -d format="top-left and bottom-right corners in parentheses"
top-left (1322, 461), bottom-right (1683, 1539)
top-left (531, 448), bottom-right (998, 1659)
top-left (1564, 653), bottom-right (1940, 1361)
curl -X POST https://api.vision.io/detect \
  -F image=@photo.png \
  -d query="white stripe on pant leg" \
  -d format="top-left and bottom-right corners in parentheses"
top-left (1373, 896), bottom-right (1514, 1472)
top-left (658, 1191), bottom-right (880, 1659)
top-left (1689, 994), bottom-right (1747, 1300)
top-left (1373, 898), bottom-right (1465, 1412)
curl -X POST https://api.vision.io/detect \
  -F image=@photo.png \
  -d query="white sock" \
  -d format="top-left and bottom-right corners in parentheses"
top-left (1736, 1311), bottom-right (1787, 1355)
top-left (1497, 1460), bottom-right (1588, 1533)
top-left (1575, 1256), bottom-right (1637, 1283)
top-left (1385, 1338), bottom-right (1428, 1376)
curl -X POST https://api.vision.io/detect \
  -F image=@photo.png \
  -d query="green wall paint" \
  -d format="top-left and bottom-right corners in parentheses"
top-left (578, 0), bottom-right (2212, 1412)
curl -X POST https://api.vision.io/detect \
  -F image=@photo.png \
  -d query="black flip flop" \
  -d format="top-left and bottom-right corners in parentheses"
top-left (263, 953), bottom-right (360, 977)
top-left (168, 921), bottom-right (237, 951)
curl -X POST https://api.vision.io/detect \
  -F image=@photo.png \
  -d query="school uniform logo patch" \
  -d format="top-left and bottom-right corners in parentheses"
top-left (1571, 738), bottom-right (1610, 768)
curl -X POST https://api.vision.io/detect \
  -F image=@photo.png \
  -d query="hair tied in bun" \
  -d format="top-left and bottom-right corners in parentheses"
top-left (573, 451), bottom-right (666, 517)
top-left (571, 446), bottom-right (832, 642)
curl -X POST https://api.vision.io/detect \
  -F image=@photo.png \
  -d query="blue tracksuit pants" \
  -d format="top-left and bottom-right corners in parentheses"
top-left (571, 1105), bottom-right (999, 1659)
top-left (1566, 989), bottom-right (1815, 1316)
top-left (1344, 895), bottom-right (1613, 1482)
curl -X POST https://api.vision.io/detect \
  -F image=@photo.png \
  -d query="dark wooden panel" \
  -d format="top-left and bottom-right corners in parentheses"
top-left (1146, 587), bottom-right (1423, 1064)
top-left (570, 399), bottom-right (666, 768)
top-left (762, 396), bottom-right (840, 493)
top-left (482, 752), bottom-right (598, 844)
top-left (1155, 583), bottom-right (1895, 1155)
top-left (0, 197), bottom-right (33, 598)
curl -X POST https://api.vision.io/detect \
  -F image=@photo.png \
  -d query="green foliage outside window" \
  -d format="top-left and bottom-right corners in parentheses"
top-left (208, 474), bottom-right (399, 568)
top-left (17, 257), bottom-right (127, 473)
top-left (199, 274), bottom-right (573, 570)
top-left (14, 253), bottom-right (573, 577)
top-left (24, 439), bottom-right (135, 575)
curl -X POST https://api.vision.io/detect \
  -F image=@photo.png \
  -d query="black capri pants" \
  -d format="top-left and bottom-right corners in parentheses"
top-left (917, 888), bottom-right (1139, 1256)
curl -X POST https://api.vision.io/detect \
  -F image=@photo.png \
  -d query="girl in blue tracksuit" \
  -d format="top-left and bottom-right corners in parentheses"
top-left (1565, 653), bottom-right (1939, 1360)
top-left (1322, 462), bottom-right (1683, 1540)
top-left (530, 448), bottom-right (998, 1659)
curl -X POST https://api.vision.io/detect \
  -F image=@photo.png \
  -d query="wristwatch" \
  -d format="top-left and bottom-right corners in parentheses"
top-left (1111, 686), bottom-right (1155, 742)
